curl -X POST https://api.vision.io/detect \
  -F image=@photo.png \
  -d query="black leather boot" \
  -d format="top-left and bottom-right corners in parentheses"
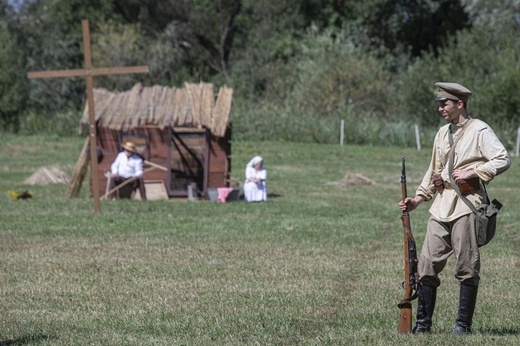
top-left (453, 284), bottom-right (478, 335)
top-left (412, 284), bottom-right (437, 334)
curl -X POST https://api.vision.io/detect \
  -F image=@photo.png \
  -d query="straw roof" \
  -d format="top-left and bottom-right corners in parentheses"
top-left (80, 82), bottom-right (233, 137)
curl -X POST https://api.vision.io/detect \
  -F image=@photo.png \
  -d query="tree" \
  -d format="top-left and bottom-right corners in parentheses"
top-left (399, 10), bottom-right (520, 128)
top-left (8, 0), bottom-right (133, 132)
top-left (0, 3), bottom-right (27, 131)
top-left (111, 0), bottom-right (243, 80)
top-left (349, 0), bottom-right (470, 58)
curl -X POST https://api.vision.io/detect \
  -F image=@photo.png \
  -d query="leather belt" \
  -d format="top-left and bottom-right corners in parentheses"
top-left (433, 175), bottom-right (479, 195)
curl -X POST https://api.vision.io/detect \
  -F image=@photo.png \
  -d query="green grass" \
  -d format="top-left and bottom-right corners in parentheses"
top-left (1, 134), bottom-right (518, 345)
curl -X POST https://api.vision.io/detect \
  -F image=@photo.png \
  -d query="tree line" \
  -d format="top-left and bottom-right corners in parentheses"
top-left (0, 0), bottom-right (518, 146)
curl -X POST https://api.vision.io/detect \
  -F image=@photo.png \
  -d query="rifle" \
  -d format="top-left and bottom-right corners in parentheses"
top-left (397, 156), bottom-right (419, 334)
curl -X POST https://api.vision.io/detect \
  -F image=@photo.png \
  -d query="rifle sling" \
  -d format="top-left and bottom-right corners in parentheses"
top-left (398, 293), bottom-right (418, 309)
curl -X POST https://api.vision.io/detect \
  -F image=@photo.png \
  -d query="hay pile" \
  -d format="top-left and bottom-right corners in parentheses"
top-left (339, 173), bottom-right (376, 187)
top-left (24, 167), bottom-right (70, 185)
top-left (80, 82), bottom-right (233, 137)
top-left (327, 173), bottom-right (376, 188)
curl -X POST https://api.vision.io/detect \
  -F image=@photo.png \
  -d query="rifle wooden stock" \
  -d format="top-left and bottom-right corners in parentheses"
top-left (397, 157), bottom-right (419, 334)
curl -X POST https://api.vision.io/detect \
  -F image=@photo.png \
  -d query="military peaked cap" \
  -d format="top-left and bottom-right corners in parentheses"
top-left (434, 82), bottom-right (472, 102)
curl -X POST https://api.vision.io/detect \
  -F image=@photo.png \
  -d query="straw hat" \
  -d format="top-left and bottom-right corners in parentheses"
top-left (121, 141), bottom-right (137, 153)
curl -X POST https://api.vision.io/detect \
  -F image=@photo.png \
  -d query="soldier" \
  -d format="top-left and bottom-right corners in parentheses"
top-left (399, 82), bottom-right (510, 334)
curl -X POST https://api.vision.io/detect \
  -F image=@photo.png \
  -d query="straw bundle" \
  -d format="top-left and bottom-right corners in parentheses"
top-left (186, 82), bottom-right (202, 128)
top-left (65, 136), bottom-right (89, 198)
top-left (80, 83), bottom-right (232, 136)
top-left (162, 87), bottom-right (177, 128)
top-left (200, 83), bottom-right (214, 129)
top-left (212, 86), bottom-right (233, 137)
top-left (173, 88), bottom-right (188, 127)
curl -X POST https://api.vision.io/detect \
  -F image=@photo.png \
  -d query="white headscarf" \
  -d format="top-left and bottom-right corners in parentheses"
top-left (246, 156), bottom-right (263, 168)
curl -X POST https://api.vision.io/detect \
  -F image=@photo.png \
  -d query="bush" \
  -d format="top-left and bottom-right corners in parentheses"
top-left (398, 20), bottom-right (520, 130)
top-left (231, 27), bottom-right (407, 145)
top-left (18, 110), bottom-right (81, 136)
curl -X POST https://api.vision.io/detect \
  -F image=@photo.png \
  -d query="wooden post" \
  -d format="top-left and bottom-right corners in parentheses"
top-left (82, 20), bottom-right (101, 213)
top-left (27, 19), bottom-right (149, 213)
top-left (414, 124), bottom-right (421, 151)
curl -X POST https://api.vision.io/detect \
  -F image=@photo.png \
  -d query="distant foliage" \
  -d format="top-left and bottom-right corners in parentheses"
top-left (0, 20), bottom-right (26, 132)
top-left (0, 0), bottom-right (518, 148)
top-left (399, 10), bottom-right (520, 129)
top-left (91, 21), bottom-right (150, 90)
top-left (286, 28), bottom-right (394, 119)
top-left (18, 110), bottom-right (81, 136)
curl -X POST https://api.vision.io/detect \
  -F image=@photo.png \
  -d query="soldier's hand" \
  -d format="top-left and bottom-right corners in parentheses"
top-left (452, 168), bottom-right (476, 183)
top-left (398, 196), bottom-right (423, 212)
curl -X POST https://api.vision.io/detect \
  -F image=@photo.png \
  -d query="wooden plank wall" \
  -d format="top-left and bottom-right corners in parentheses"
top-left (208, 126), bottom-right (231, 188)
top-left (91, 126), bottom-right (231, 198)
top-left (170, 132), bottom-right (205, 194)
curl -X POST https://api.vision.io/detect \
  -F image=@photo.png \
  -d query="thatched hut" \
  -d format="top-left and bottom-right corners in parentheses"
top-left (77, 82), bottom-right (233, 199)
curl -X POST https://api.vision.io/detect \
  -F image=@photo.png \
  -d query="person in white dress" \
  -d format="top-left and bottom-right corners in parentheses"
top-left (244, 156), bottom-right (267, 202)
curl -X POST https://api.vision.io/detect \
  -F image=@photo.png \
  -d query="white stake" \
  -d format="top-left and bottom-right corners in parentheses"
top-left (414, 124), bottom-right (421, 151)
top-left (516, 127), bottom-right (520, 157)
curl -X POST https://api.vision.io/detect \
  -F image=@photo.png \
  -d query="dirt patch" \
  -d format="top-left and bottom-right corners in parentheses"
top-left (23, 167), bottom-right (70, 185)
top-left (1, 144), bottom-right (40, 157)
top-left (329, 173), bottom-right (376, 187)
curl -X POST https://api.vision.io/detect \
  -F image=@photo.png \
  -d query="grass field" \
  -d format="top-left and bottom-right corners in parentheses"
top-left (1, 134), bottom-right (518, 345)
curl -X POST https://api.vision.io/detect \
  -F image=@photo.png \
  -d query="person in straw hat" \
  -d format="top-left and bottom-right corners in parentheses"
top-left (399, 82), bottom-right (510, 335)
top-left (108, 140), bottom-right (144, 199)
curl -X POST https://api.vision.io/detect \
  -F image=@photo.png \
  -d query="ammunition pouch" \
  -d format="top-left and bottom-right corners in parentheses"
top-left (457, 177), bottom-right (480, 195)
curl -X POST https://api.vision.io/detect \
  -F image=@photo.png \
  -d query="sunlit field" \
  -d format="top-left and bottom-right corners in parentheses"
top-left (1, 134), bottom-right (518, 345)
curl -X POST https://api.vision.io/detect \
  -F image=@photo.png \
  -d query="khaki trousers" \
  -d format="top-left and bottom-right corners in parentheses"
top-left (419, 213), bottom-right (480, 287)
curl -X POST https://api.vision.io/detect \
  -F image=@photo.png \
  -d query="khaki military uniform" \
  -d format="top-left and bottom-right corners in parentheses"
top-left (415, 117), bottom-right (510, 286)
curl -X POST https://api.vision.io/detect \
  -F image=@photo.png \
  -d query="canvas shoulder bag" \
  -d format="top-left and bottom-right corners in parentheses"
top-left (447, 120), bottom-right (502, 247)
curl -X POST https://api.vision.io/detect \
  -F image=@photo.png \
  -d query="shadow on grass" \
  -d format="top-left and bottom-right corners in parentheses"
top-left (233, 192), bottom-right (283, 201)
top-left (1, 333), bottom-right (55, 345)
top-left (480, 327), bottom-right (520, 335)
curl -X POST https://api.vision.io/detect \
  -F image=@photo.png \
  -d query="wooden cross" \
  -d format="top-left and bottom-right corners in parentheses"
top-left (28, 19), bottom-right (149, 213)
